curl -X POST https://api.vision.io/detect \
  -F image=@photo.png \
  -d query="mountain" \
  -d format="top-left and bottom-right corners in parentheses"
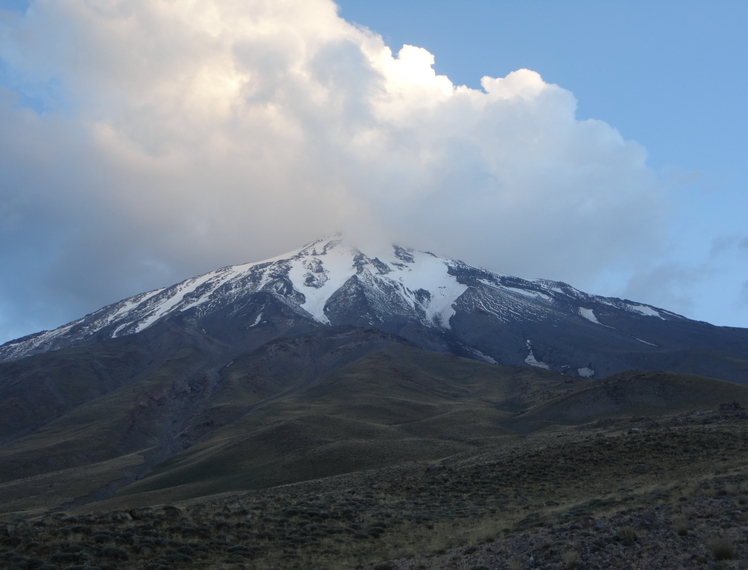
top-left (2, 233), bottom-right (748, 514)
top-left (2, 233), bottom-right (747, 382)
top-left (3, 235), bottom-right (748, 565)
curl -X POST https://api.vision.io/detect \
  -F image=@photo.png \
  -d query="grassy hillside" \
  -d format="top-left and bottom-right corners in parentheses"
top-left (117, 348), bottom-right (748, 503)
top-left (2, 402), bottom-right (748, 570)
top-left (2, 326), bottom-right (748, 521)
top-left (112, 345), bottom-right (580, 501)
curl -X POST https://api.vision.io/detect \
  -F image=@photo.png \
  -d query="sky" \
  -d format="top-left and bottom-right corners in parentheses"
top-left (0, 0), bottom-right (746, 345)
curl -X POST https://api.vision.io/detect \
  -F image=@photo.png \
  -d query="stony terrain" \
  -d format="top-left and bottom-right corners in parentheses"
top-left (376, 491), bottom-right (748, 570)
top-left (2, 403), bottom-right (748, 570)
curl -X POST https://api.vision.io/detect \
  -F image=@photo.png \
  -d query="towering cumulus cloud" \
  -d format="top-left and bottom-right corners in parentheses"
top-left (0, 0), bottom-right (665, 341)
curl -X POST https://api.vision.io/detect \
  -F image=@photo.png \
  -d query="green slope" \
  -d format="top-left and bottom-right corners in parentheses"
top-left (3, 325), bottom-right (748, 516)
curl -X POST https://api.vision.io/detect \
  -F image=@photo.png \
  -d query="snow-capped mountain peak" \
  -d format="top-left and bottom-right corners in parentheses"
top-left (2, 233), bottom-right (723, 383)
top-left (0, 235), bottom-right (468, 360)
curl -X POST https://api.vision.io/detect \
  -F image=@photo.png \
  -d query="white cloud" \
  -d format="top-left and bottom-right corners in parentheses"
top-left (0, 0), bottom-right (668, 342)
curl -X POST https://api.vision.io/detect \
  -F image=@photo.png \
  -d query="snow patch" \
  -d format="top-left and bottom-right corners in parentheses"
top-left (626, 304), bottom-right (664, 319)
top-left (133, 273), bottom-right (217, 333)
top-left (505, 286), bottom-right (550, 301)
top-left (243, 238), bottom-right (469, 329)
top-left (287, 242), bottom-right (355, 324)
top-left (465, 346), bottom-right (497, 364)
top-left (579, 308), bottom-right (601, 325)
top-left (524, 340), bottom-right (550, 370)
top-left (479, 279), bottom-right (550, 302)
top-left (577, 367), bottom-right (594, 378)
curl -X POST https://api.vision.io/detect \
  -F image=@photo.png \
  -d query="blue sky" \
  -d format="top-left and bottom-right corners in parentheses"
top-left (0, 0), bottom-right (746, 344)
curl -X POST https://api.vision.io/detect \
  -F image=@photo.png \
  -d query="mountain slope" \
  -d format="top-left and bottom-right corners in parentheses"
top-left (2, 234), bottom-right (748, 515)
top-left (2, 326), bottom-right (748, 515)
top-left (0, 237), bottom-right (465, 360)
top-left (2, 234), bottom-right (747, 382)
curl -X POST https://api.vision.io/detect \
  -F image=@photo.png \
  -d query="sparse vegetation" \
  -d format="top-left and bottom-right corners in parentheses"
top-left (2, 339), bottom-right (748, 569)
top-left (615, 525), bottom-right (637, 542)
top-left (563, 549), bottom-right (581, 568)
top-left (0, 418), bottom-right (747, 569)
top-left (673, 516), bottom-right (689, 536)
top-left (708, 535), bottom-right (735, 560)
top-left (508, 556), bottom-right (525, 570)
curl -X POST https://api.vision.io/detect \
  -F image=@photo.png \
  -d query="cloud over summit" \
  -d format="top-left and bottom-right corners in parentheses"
top-left (0, 0), bottom-right (667, 342)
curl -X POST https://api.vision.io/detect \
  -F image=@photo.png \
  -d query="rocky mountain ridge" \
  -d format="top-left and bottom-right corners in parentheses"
top-left (2, 234), bottom-right (747, 381)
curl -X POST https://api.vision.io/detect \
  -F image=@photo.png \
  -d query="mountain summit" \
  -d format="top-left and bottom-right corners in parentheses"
top-left (2, 234), bottom-right (747, 381)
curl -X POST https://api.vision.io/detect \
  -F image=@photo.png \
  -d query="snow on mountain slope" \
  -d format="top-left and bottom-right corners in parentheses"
top-left (0, 233), bottom-right (690, 367)
top-left (0, 235), bottom-right (462, 360)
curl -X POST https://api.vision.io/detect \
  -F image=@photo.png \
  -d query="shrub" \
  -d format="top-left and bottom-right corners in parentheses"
top-left (673, 516), bottom-right (689, 536)
top-left (227, 546), bottom-right (255, 558)
top-left (615, 526), bottom-right (637, 542)
top-left (159, 553), bottom-right (193, 563)
top-left (115, 532), bottom-right (134, 545)
top-left (563, 550), bottom-right (580, 568)
top-left (368, 526), bottom-right (385, 537)
top-left (53, 528), bottom-right (70, 537)
top-left (50, 552), bottom-right (79, 564)
top-left (508, 557), bottom-right (524, 570)
top-left (680, 506), bottom-right (696, 520)
top-left (101, 546), bottom-right (129, 560)
top-left (708, 536), bottom-right (734, 560)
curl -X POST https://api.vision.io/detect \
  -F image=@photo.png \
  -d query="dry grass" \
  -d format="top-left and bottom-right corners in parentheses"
top-left (673, 516), bottom-right (690, 536)
top-left (708, 535), bottom-right (735, 560)
top-left (1, 398), bottom-right (748, 569)
top-left (615, 525), bottom-right (637, 542)
top-left (507, 556), bottom-right (525, 570)
top-left (563, 549), bottom-right (581, 568)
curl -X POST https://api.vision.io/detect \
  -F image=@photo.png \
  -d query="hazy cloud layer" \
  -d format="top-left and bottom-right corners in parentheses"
top-left (619, 234), bottom-right (748, 323)
top-left (0, 0), bottom-right (668, 342)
